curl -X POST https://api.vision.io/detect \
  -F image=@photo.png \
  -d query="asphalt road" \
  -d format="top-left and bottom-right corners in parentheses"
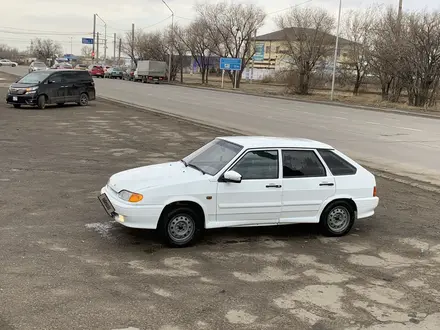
top-left (1, 71), bottom-right (440, 330)
top-left (2, 65), bottom-right (440, 187)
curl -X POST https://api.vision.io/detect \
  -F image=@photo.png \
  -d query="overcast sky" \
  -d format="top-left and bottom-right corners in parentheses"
top-left (1, 0), bottom-right (438, 55)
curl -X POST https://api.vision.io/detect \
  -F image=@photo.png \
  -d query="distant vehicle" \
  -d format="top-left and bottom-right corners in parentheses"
top-left (52, 63), bottom-right (72, 70)
top-left (75, 64), bottom-right (88, 70)
top-left (98, 136), bottom-right (379, 247)
top-left (29, 61), bottom-right (48, 73)
top-left (0, 59), bottom-right (18, 67)
top-left (136, 60), bottom-right (168, 83)
top-left (88, 65), bottom-right (104, 78)
top-left (6, 69), bottom-right (95, 110)
top-left (123, 68), bottom-right (135, 81)
top-left (104, 67), bottom-right (124, 79)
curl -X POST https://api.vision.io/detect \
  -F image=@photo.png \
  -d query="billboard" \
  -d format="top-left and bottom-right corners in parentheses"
top-left (253, 42), bottom-right (265, 61)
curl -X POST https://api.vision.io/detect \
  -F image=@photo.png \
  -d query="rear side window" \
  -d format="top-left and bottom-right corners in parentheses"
top-left (318, 149), bottom-right (357, 176)
top-left (282, 150), bottom-right (326, 178)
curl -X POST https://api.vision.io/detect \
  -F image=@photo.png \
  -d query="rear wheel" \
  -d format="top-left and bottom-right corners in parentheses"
top-left (78, 93), bottom-right (89, 106)
top-left (320, 200), bottom-right (355, 237)
top-left (13, 104), bottom-right (21, 108)
top-left (159, 207), bottom-right (202, 248)
top-left (37, 95), bottom-right (46, 109)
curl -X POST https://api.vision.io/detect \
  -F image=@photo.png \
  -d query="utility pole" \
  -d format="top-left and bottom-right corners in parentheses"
top-left (96, 32), bottom-right (100, 62)
top-left (397, 0), bottom-right (403, 29)
top-left (113, 33), bottom-right (116, 64)
top-left (250, 29), bottom-right (257, 84)
top-left (162, 0), bottom-right (174, 83)
top-left (96, 14), bottom-right (107, 63)
top-left (330, 0), bottom-right (342, 101)
top-left (92, 14), bottom-right (96, 64)
top-left (131, 23), bottom-right (135, 68)
top-left (118, 38), bottom-right (122, 65)
top-left (70, 37), bottom-right (73, 54)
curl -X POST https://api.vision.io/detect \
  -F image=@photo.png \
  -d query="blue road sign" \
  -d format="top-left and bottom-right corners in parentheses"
top-left (220, 57), bottom-right (242, 71)
top-left (82, 38), bottom-right (94, 45)
top-left (253, 42), bottom-right (264, 61)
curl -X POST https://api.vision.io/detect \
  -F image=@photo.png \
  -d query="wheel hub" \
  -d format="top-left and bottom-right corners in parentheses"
top-left (168, 215), bottom-right (194, 242)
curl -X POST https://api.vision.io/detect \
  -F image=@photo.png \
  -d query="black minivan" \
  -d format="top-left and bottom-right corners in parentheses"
top-left (6, 69), bottom-right (96, 109)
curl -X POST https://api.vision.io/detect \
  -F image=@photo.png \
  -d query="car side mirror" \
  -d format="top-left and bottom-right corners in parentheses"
top-left (223, 170), bottom-right (242, 183)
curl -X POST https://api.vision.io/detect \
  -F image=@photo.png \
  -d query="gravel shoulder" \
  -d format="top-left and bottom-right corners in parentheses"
top-left (0, 72), bottom-right (439, 330)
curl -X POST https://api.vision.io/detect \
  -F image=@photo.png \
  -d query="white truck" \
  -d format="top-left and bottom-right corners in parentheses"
top-left (135, 60), bottom-right (168, 84)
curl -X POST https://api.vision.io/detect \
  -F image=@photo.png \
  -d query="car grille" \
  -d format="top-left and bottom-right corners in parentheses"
top-left (9, 88), bottom-right (25, 95)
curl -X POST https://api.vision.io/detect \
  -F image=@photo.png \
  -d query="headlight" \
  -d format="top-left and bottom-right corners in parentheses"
top-left (118, 190), bottom-right (143, 203)
top-left (25, 86), bottom-right (38, 93)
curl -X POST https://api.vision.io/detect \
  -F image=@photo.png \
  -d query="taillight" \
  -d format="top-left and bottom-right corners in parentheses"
top-left (373, 186), bottom-right (377, 197)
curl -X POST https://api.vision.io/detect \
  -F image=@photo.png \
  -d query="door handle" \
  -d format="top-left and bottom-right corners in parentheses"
top-left (319, 182), bottom-right (334, 186)
top-left (266, 184), bottom-right (282, 188)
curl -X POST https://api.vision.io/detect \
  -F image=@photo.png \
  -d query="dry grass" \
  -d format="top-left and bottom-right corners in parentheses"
top-left (180, 74), bottom-right (440, 114)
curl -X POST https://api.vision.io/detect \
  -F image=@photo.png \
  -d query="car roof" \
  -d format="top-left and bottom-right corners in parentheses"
top-left (218, 136), bottom-right (333, 150)
top-left (45, 69), bottom-right (87, 72)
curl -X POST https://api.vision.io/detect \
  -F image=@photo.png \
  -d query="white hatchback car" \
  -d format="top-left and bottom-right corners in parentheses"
top-left (99, 136), bottom-right (379, 247)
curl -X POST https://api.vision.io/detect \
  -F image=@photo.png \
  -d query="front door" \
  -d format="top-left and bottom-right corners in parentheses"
top-left (45, 72), bottom-right (66, 104)
top-left (63, 71), bottom-right (81, 102)
top-left (280, 149), bottom-right (336, 224)
top-left (216, 149), bottom-right (282, 226)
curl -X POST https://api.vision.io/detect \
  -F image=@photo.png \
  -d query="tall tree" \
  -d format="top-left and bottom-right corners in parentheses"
top-left (32, 38), bottom-right (62, 61)
top-left (197, 2), bottom-right (266, 88)
top-left (276, 7), bottom-right (335, 95)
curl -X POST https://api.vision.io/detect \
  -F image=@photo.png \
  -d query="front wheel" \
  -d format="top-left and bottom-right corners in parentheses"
top-left (159, 207), bottom-right (202, 248)
top-left (320, 201), bottom-right (355, 237)
top-left (37, 95), bottom-right (46, 109)
top-left (78, 93), bottom-right (89, 106)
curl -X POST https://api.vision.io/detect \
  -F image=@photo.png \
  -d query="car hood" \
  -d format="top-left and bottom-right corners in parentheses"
top-left (10, 83), bottom-right (38, 89)
top-left (108, 161), bottom-right (207, 192)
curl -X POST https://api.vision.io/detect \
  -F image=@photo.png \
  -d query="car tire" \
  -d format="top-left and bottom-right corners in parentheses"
top-left (13, 104), bottom-right (21, 108)
top-left (78, 93), bottom-right (89, 106)
top-left (319, 200), bottom-right (355, 237)
top-left (37, 95), bottom-right (46, 109)
top-left (0, 63), bottom-right (2, 67)
top-left (12, 64), bottom-right (16, 67)
top-left (159, 207), bottom-right (202, 248)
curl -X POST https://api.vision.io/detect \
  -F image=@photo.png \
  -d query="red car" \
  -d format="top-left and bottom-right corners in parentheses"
top-left (88, 65), bottom-right (105, 78)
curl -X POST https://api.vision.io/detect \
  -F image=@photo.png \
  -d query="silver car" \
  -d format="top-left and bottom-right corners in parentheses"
top-left (29, 61), bottom-right (48, 73)
top-left (0, 59), bottom-right (18, 67)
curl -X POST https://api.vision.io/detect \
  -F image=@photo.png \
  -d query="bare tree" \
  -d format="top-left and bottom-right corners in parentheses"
top-left (121, 28), bottom-right (144, 66)
top-left (81, 45), bottom-right (92, 57)
top-left (197, 2), bottom-right (266, 88)
top-left (32, 38), bottom-right (62, 61)
top-left (0, 44), bottom-right (19, 60)
top-left (403, 11), bottom-right (440, 107)
top-left (164, 24), bottom-right (188, 82)
top-left (276, 7), bottom-right (335, 95)
top-left (342, 8), bottom-right (376, 95)
top-left (175, 18), bottom-right (212, 84)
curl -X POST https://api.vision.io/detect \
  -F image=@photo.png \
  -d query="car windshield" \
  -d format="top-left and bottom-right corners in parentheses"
top-left (17, 71), bottom-right (52, 84)
top-left (183, 139), bottom-right (243, 176)
top-left (34, 62), bottom-right (45, 67)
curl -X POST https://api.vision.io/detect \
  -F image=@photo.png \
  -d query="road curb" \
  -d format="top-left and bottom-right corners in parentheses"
top-left (98, 96), bottom-right (440, 192)
top-left (172, 82), bottom-right (440, 120)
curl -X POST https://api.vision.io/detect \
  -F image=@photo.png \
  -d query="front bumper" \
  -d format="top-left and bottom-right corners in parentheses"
top-left (99, 186), bottom-right (163, 229)
top-left (6, 93), bottom-right (38, 105)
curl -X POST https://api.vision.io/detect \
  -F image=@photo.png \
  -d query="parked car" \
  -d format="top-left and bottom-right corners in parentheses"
top-left (51, 63), bottom-right (72, 70)
top-left (6, 69), bottom-right (95, 109)
top-left (123, 68), bottom-right (135, 81)
top-left (75, 64), bottom-right (88, 70)
top-left (98, 136), bottom-right (379, 247)
top-left (104, 67), bottom-right (124, 79)
top-left (0, 59), bottom-right (18, 67)
top-left (29, 61), bottom-right (48, 73)
top-left (88, 65), bottom-right (104, 78)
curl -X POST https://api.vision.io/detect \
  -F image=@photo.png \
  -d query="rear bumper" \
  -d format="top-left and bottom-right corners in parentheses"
top-left (6, 93), bottom-right (38, 105)
top-left (354, 197), bottom-right (379, 219)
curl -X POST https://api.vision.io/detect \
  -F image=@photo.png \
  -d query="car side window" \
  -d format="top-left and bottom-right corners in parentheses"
top-left (317, 149), bottom-right (357, 176)
top-left (49, 73), bottom-right (63, 83)
top-left (62, 72), bottom-right (76, 82)
top-left (231, 150), bottom-right (278, 180)
top-left (282, 150), bottom-right (326, 178)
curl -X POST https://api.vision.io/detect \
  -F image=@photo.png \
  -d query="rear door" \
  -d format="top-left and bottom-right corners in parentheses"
top-left (63, 71), bottom-right (82, 102)
top-left (280, 149), bottom-right (336, 224)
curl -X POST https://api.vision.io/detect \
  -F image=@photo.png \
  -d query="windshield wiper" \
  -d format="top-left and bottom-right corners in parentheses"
top-left (181, 159), bottom-right (188, 167)
top-left (187, 163), bottom-right (205, 175)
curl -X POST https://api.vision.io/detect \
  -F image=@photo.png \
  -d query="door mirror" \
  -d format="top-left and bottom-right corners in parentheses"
top-left (223, 170), bottom-right (242, 183)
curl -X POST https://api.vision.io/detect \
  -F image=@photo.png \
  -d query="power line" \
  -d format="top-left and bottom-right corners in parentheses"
top-left (267, 0), bottom-right (313, 15)
top-left (139, 15), bottom-right (172, 30)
